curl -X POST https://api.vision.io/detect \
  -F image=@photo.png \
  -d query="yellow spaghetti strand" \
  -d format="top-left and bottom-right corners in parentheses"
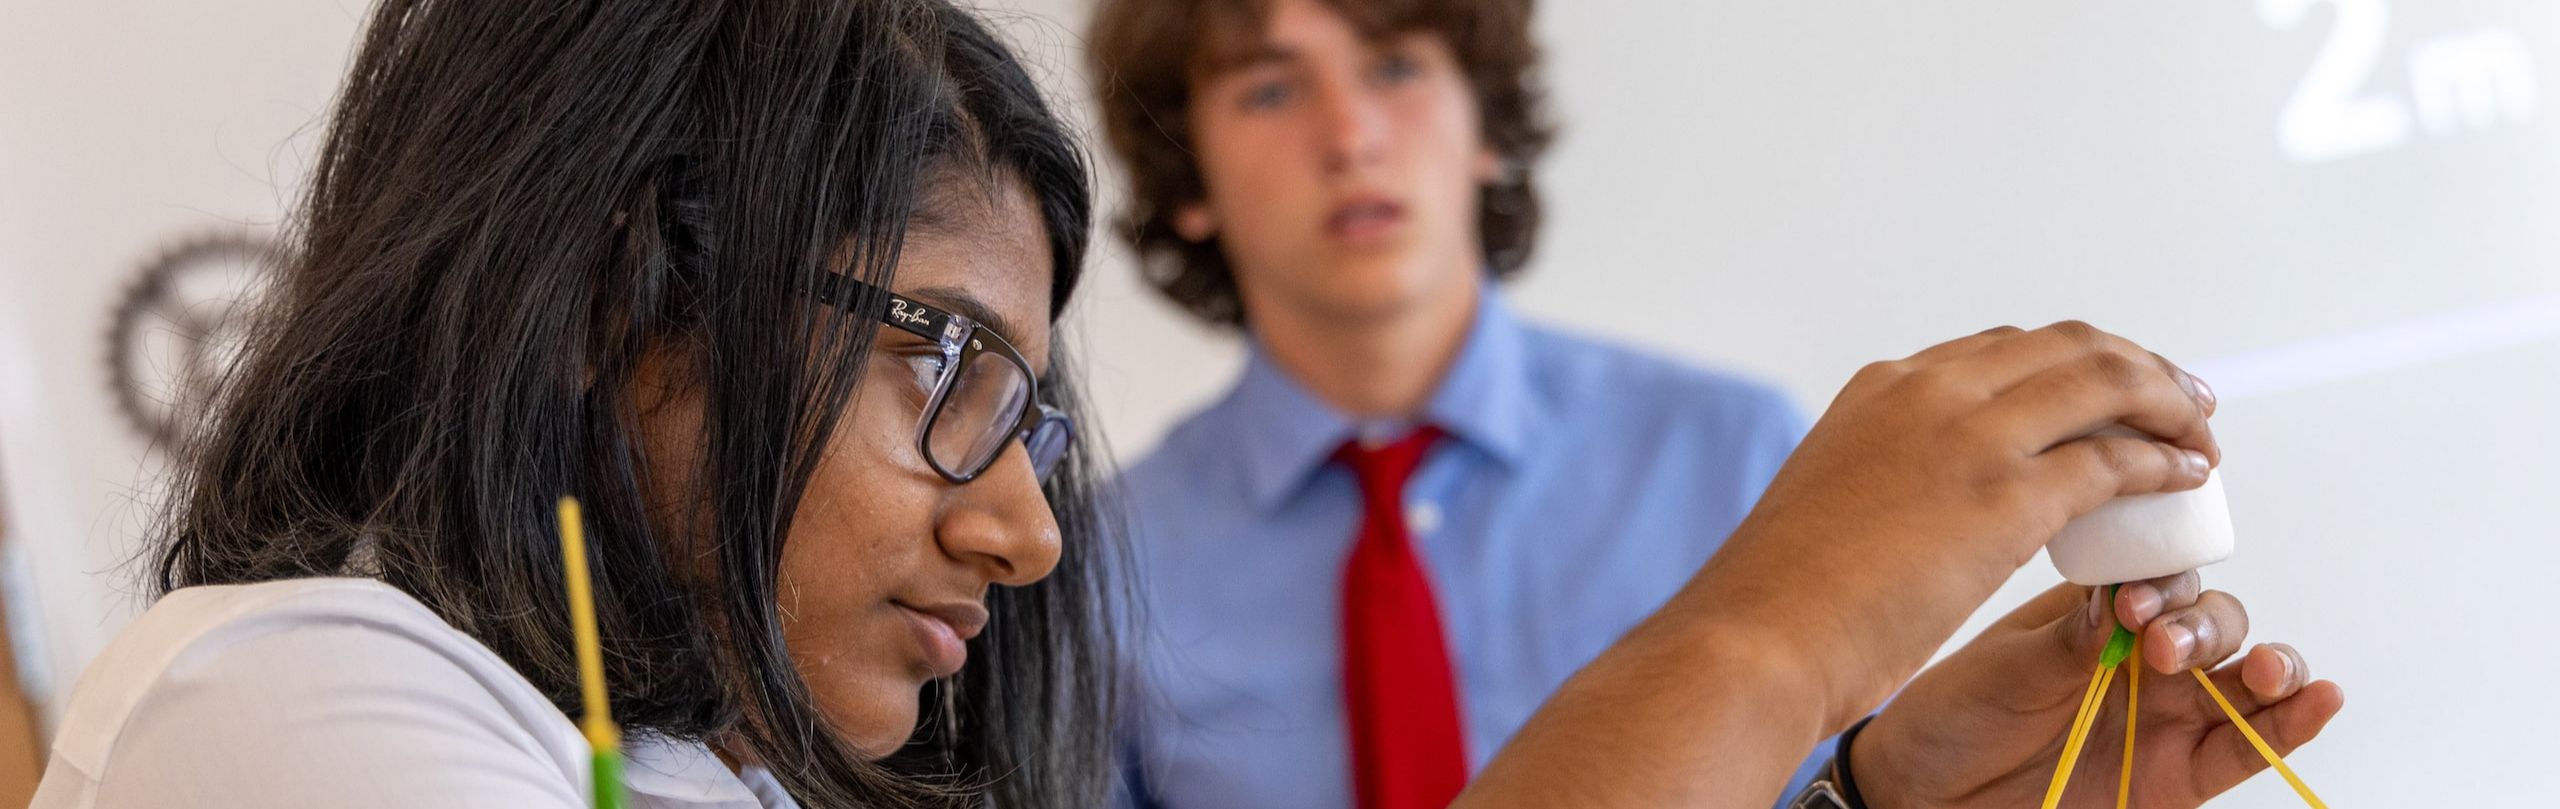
top-left (2037, 668), bottom-right (2102, 809)
top-left (559, 497), bottom-right (626, 809)
top-left (2039, 660), bottom-right (2118, 809)
top-left (2191, 668), bottom-right (2327, 809)
top-left (2048, 665), bottom-right (2109, 809)
top-left (559, 497), bottom-right (617, 749)
top-left (2117, 640), bottom-right (2140, 809)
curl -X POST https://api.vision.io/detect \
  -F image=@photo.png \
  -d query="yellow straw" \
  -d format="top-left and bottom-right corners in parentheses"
top-left (2117, 641), bottom-right (2139, 809)
top-left (2191, 668), bottom-right (2326, 809)
top-left (2039, 660), bottom-right (2117, 809)
top-left (558, 497), bottom-right (620, 751)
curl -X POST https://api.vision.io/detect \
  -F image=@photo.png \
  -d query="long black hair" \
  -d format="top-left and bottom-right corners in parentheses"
top-left (149, 0), bottom-right (1120, 805)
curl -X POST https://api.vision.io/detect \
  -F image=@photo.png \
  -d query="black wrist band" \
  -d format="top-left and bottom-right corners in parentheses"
top-left (1833, 715), bottom-right (1877, 809)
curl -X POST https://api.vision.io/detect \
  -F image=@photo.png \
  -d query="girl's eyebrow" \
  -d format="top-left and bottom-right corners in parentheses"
top-left (908, 285), bottom-right (1027, 354)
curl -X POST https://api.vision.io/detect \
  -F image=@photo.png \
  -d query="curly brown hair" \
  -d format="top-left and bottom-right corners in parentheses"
top-left (1088, 0), bottom-right (1553, 328)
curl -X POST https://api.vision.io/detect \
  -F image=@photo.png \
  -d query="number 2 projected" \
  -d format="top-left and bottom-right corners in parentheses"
top-left (2260, 0), bottom-right (2539, 164)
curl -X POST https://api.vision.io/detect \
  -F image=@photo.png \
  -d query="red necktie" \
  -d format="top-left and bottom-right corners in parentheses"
top-left (1335, 425), bottom-right (1467, 809)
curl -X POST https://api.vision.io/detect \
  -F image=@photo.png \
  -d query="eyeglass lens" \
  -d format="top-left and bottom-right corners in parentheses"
top-left (926, 346), bottom-right (1033, 479)
top-left (1023, 413), bottom-right (1072, 480)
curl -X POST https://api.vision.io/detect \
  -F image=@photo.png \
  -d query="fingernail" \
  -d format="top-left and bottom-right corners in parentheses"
top-left (2164, 622), bottom-right (2197, 664)
top-left (2181, 450), bottom-right (2211, 477)
top-left (2188, 372), bottom-right (2217, 407)
top-left (2122, 583), bottom-right (2164, 626)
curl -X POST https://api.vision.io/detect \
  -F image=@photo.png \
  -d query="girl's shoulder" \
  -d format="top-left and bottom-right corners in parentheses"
top-left (33, 577), bottom-right (591, 807)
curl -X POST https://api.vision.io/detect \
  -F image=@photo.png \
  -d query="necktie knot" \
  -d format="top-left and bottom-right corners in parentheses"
top-left (1335, 425), bottom-right (1443, 508)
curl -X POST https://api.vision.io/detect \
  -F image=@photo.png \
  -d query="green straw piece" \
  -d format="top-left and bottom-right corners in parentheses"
top-left (2100, 624), bottom-right (2138, 669)
top-left (592, 749), bottom-right (626, 809)
top-left (2099, 584), bottom-right (2138, 669)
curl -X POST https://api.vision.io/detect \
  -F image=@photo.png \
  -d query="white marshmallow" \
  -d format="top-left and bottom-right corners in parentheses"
top-left (2047, 471), bottom-right (2234, 585)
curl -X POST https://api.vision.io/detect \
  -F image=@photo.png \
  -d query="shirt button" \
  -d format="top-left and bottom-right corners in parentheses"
top-left (1406, 501), bottom-right (1442, 535)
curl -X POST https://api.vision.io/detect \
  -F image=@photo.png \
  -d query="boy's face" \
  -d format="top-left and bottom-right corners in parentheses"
top-left (1179, 0), bottom-right (1499, 326)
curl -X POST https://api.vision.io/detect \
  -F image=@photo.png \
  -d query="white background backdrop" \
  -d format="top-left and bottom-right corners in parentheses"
top-left (4, 1), bottom-right (2555, 804)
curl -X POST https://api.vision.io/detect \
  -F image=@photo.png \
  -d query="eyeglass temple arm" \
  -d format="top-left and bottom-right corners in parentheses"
top-left (810, 271), bottom-right (956, 343)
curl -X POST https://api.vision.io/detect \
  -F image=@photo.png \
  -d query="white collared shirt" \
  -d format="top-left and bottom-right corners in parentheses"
top-left (28, 577), bottom-right (797, 808)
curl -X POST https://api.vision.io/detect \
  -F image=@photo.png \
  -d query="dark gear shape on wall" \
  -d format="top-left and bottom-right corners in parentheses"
top-left (105, 232), bottom-right (282, 452)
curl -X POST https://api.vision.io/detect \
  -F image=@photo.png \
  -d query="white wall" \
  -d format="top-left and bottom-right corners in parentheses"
top-left (4, 1), bottom-right (2555, 805)
top-left (0, 0), bottom-right (373, 715)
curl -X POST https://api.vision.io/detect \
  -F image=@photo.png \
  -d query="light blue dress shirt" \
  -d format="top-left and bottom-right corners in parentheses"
top-left (1115, 289), bottom-right (1832, 808)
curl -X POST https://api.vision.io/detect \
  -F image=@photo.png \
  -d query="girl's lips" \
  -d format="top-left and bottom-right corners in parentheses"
top-left (894, 601), bottom-right (978, 677)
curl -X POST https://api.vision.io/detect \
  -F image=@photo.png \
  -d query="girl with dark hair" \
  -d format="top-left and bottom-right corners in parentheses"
top-left (35, 0), bottom-right (1118, 806)
top-left (25, 0), bottom-right (2326, 807)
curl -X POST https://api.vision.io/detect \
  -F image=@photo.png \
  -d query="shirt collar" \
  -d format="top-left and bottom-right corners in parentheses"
top-left (1420, 287), bottom-right (1537, 467)
top-left (621, 734), bottom-right (791, 807)
top-left (1220, 341), bottom-right (1354, 514)
top-left (1219, 285), bottom-right (1540, 513)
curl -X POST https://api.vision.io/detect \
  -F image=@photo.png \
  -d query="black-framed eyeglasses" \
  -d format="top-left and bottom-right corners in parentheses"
top-left (811, 273), bottom-right (1072, 484)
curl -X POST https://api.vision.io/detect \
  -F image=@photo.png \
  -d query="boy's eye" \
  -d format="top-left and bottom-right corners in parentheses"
top-left (1374, 52), bottom-right (1421, 84)
top-left (1241, 77), bottom-right (1296, 110)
